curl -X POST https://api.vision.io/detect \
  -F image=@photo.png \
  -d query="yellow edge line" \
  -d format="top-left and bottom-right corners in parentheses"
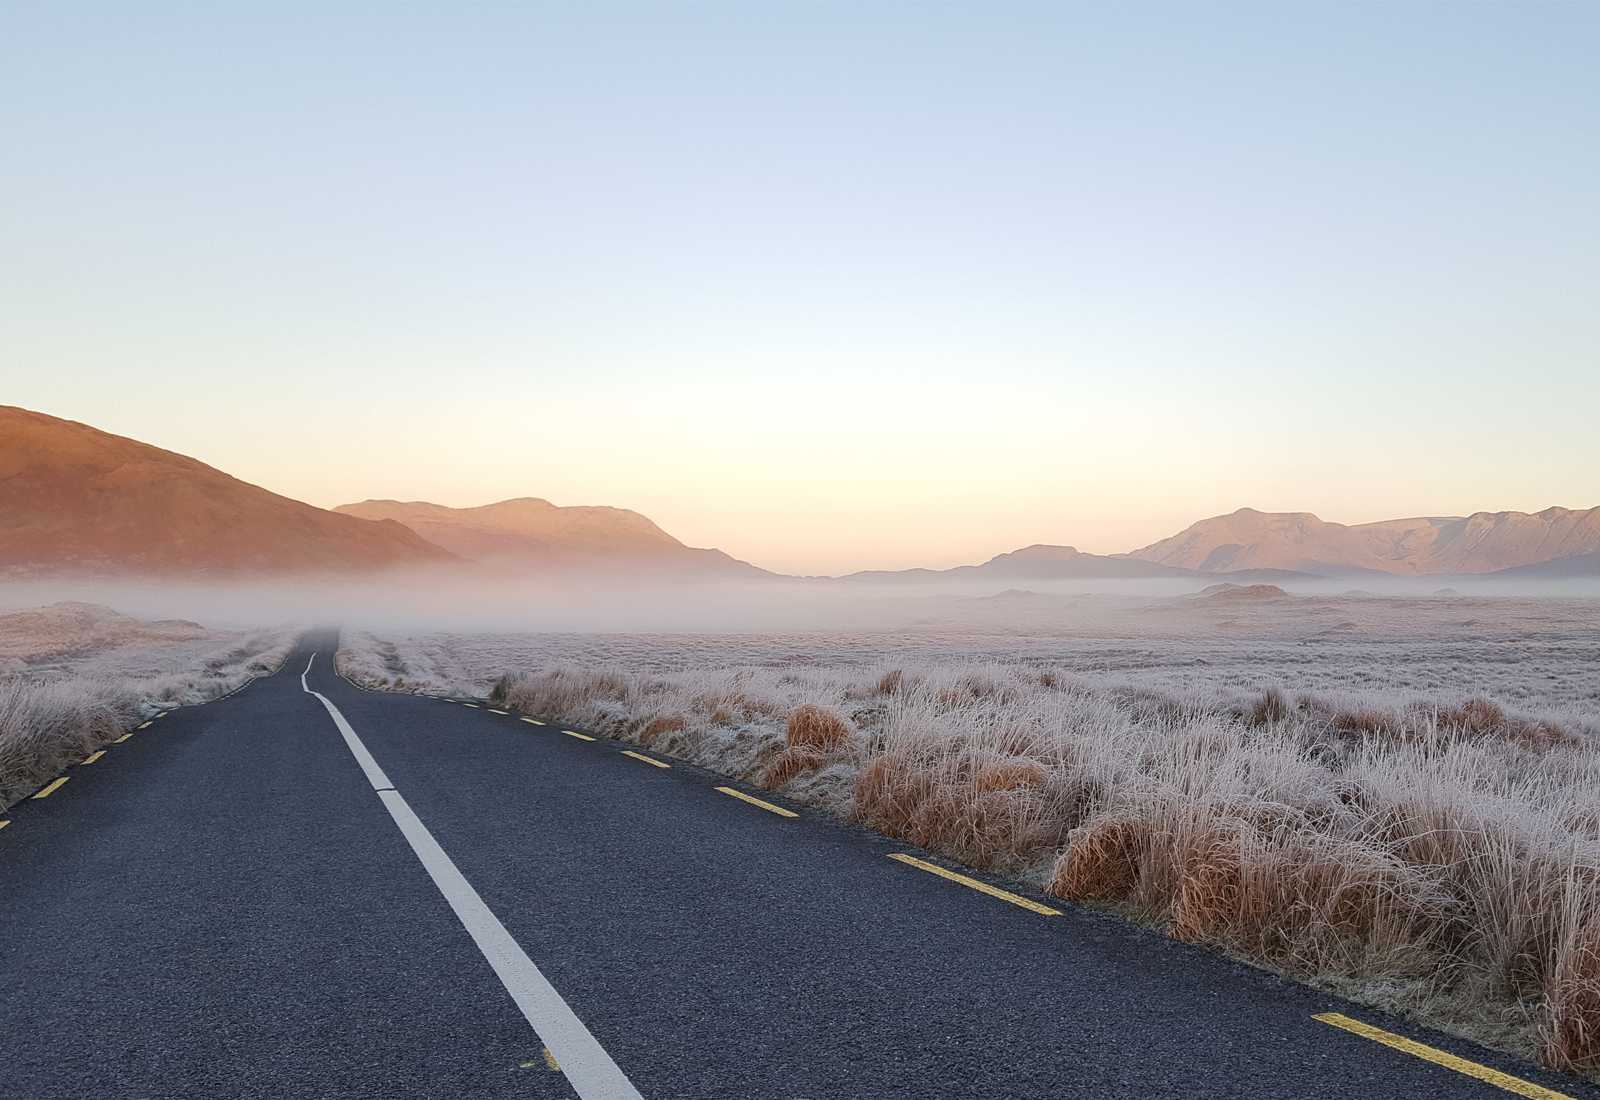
top-left (520, 717), bottom-right (545, 726)
top-left (462, 703), bottom-right (480, 708)
top-left (0, 820), bottom-right (10, 831)
top-left (563, 730), bottom-right (596, 742)
top-left (888, 852), bottom-right (1061, 916)
top-left (1312, 1013), bottom-right (1573, 1100)
top-left (81, 751), bottom-right (106, 765)
top-left (715, 786), bottom-right (798, 818)
top-left (112, 733), bottom-right (133, 744)
top-left (136, 721), bottom-right (152, 730)
top-left (488, 709), bottom-right (508, 715)
top-left (621, 749), bottom-right (670, 769)
top-left (32, 777), bottom-right (70, 800)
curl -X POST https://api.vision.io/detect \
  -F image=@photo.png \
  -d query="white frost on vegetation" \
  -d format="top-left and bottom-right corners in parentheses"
top-left (339, 602), bottom-right (1600, 1079)
top-left (0, 604), bottom-right (293, 806)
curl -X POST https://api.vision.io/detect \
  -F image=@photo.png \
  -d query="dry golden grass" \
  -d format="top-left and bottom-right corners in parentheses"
top-left (639, 715), bottom-right (687, 746)
top-left (761, 746), bottom-right (828, 789)
top-left (785, 704), bottom-right (851, 752)
top-left (852, 747), bottom-right (1081, 870)
top-left (1548, 914), bottom-right (1600, 1071)
top-left (975, 759), bottom-right (1048, 793)
top-left (758, 704), bottom-right (856, 789)
top-left (1051, 818), bottom-right (1145, 902)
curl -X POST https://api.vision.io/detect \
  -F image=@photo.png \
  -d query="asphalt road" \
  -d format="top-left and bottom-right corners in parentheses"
top-left (2, 632), bottom-right (1594, 1099)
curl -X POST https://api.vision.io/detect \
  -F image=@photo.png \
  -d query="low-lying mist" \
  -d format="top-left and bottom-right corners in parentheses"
top-left (3, 566), bottom-right (1597, 637)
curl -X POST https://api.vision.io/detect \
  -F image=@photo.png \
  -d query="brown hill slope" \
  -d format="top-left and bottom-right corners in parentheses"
top-left (0, 406), bottom-right (454, 576)
top-left (1126, 506), bottom-right (1600, 575)
top-left (0, 602), bottom-right (207, 662)
top-left (334, 498), bottom-right (771, 577)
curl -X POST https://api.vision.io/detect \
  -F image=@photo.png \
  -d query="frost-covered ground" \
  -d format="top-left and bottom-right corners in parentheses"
top-left (0, 603), bottom-right (294, 807)
top-left (340, 591), bottom-right (1600, 1079)
top-left (340, 591), bottom-right (1600, 716)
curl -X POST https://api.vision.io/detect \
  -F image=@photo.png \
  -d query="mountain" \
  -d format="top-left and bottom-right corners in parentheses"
top-left (1124, 507), bottom-right (1600, 576)
top-left (333, 498), bottom-right (771, 577)
top-left (0, 406), bottom-right (455, 576)
top-left (839, 544), bottom-right (1304, 584)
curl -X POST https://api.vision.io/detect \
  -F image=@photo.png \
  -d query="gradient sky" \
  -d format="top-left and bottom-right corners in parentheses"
top-left (4, 3), bottom-right (1597, 574)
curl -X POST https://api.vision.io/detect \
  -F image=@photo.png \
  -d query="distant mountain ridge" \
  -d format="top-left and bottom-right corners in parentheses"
top-left (333, 498), bottom-right (771, 578)
top-left (1124, 506), bottom-right (1600, 576)
top-left (0, 406), bottom-right (453, 576)
top-left (839, 543), bottom-right (1307, 584)
top-left (5, 406), bottom-right (1595, 580)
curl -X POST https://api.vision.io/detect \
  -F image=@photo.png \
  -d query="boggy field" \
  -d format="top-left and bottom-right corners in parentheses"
top-left (338, 591), bottom-right (1600, 1079)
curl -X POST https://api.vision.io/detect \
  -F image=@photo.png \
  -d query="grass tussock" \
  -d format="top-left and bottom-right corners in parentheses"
top-left (785, 704), bottom-right (852, 751)
top-left (336, 635), bottom-right (1600, 1080)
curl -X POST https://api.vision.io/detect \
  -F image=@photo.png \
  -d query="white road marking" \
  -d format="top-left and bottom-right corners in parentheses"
top-left (299, 653), bottom-right (643, 1100)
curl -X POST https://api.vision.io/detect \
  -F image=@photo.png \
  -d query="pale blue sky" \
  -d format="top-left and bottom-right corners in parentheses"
top-left (4, 2), bottom-right (1597, 573)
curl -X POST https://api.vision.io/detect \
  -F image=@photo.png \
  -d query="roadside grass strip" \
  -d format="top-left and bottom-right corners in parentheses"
top-left (715, 786), bottom-right (798, 818)
top-left (620, 750), bottom-right (670, 769)
top-left (888, 853), bottom-right (1062, 917)
top-left (562, 730), bottom-right (596, 742)
top-left (80, 751), bottom-right (106, 765)
top-left (32, 777), bottom-right (69, 800)
top-left (1312, 1013), bottom-right (1574, 1100)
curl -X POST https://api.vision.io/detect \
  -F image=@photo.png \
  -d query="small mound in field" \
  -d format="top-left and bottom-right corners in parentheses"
top-left (0, 602), bottom-right (210, 661)
top-left (1193, 583), bottom-right (1288, 602)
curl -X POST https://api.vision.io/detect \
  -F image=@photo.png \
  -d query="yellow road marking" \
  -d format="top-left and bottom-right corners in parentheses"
top-left (520, 717), bottom-right (545, 726)
top-left (715, 786), bottom-right (798, 818)
top-left (136, 721), bottom-right (152, 730)
top-left (488, 708), bottom-right (508, 715)
top-left (621, 749), bottom-right (669, 768)
top-left (112, 733), bottom-right (133, 744)
top-left (81, 751), bottom-right (106, 765)
top-left (462, 703), bottom-right (480, 708)
top-left (0, 820), bottom-right (10, 831)
top-left (1312, 1013), bottom-right (1574, 1100)
top-left (888, 853), bottom-right (1061, 916)
top-left (32, 777), bottom-right (69, 800)
top-left (563, 730), bottom-right (596, 742)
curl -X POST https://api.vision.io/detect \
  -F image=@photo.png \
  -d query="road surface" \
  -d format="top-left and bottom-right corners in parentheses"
top-left (2, 633), bottom-right (1593, 1099)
